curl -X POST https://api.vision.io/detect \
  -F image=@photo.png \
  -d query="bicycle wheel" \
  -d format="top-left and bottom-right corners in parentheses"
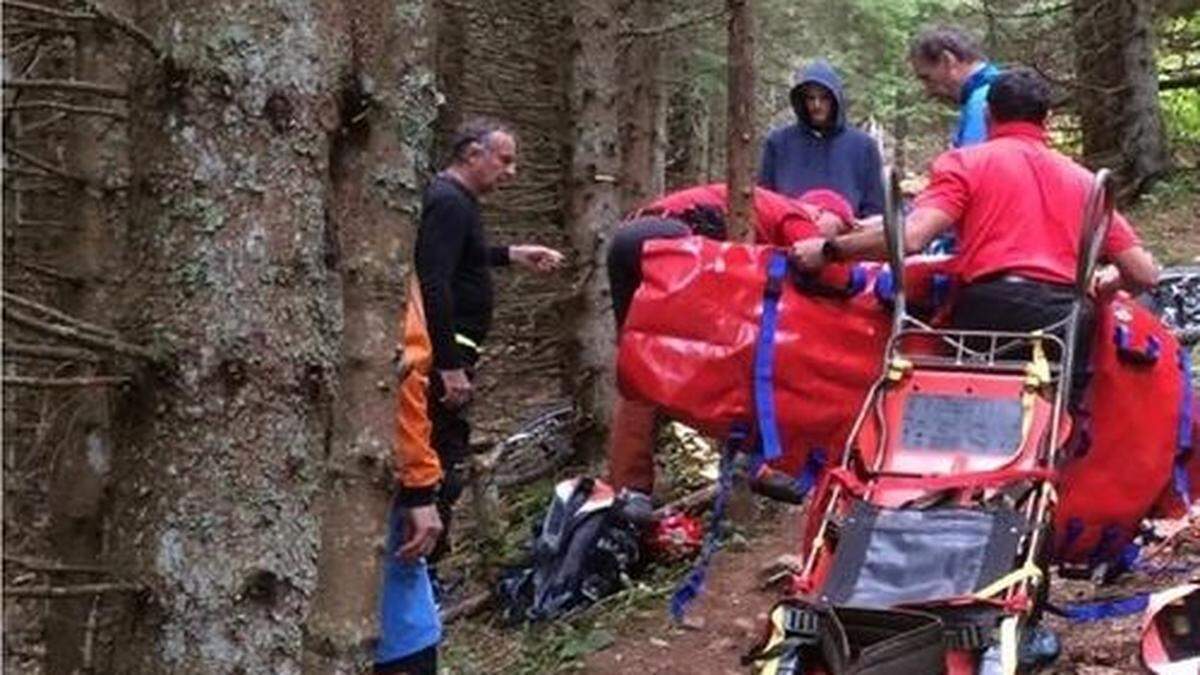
top-left (490, 403), bottom-right (576, 488)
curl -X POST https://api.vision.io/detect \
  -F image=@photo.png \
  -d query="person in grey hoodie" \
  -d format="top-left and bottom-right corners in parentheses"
top-left (759, 60), bottom-right (884, 218)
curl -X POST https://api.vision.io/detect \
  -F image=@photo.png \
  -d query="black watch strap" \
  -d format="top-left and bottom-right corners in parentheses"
top-left (821, 238), bottom-right (842, 262)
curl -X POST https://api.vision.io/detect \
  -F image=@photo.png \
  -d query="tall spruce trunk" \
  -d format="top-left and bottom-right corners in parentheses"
top-left (109, 1), bottom-right (430, 670)
top-left (726, 0), bottom-right (756, 239)
top-left (567, 0), bottom-right (621, 456)
top-left (304, 3), bottom-right (436, 672)
top-left (619, 0), bottom-right (667, 211)
top-left (46, 22), bottom-right (125, 673)
top-left (1073, 0), bottom-right (1169, 197)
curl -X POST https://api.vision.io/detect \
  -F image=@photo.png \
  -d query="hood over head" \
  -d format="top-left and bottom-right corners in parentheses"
top-left (789, 60), bottom-right (847, 135)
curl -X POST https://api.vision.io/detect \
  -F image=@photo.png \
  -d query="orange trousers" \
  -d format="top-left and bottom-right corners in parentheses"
top-left (605, 393), bottom-right (660, 494)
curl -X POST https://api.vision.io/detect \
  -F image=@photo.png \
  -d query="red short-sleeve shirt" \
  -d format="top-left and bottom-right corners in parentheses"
top-left (913, 121), bottom-right (1139, 286)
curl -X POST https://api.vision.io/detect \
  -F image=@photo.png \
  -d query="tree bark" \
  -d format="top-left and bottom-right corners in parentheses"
top-left (1073, 0), bottom-right (1169, 197)
top-left (303, 2), bottom-right (435, 673)
top-left (567, 0), bottom-right (622, 457)
top-left (618, 0), bottom-right (667, 211)
top-left (108, 1), bottom-right (377, 670)
top-left (726, 0), bottom-right (755, 239)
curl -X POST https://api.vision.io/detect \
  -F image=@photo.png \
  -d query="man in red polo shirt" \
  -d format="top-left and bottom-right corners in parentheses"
top-left (791, 68), bottom-right (1158, 400)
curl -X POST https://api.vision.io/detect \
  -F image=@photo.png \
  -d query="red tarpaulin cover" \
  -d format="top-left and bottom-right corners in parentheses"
top-left (617, 236), bottom-right (1187, 565)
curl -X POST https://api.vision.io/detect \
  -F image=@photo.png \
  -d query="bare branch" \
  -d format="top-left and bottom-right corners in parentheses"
top-left (1161, 73), bottom-right (1200, 91)
top-left (5, 145), bottom-right (83, 182)
top-left (3, 0), bottom-right (92, 21)
top-left (3, 342), bottom-right (100, 362)
top-left (3, 0), bottom-right (161, 56)
top-left (3, 307), bottom-right (159, 362)
top-left (12, 260), bottom-right (84, 284)
top-left (5, 101), bottom-right (127, 120)
top-left (4, 582), bottom-right (144, 598)
top-left (2, 375), bottom-right (131, 387)
top-left (79, 0), bottom-right (161, 56)
top-left (17, 111), bottom-right (67, 135)
top-left (621, 6), bottom-right (728, 37)
top-left (3, 292), bottom-right (118, 338)
top-left (3, 554), bottom-right (114, 573)
top-left (2, 78), bottom-right (127, 99)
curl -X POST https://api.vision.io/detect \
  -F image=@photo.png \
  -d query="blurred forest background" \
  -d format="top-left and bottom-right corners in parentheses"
top-left (1, 0), bottom-right (1196, 672)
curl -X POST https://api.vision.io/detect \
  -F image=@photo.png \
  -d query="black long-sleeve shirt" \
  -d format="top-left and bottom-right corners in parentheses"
top-left (414, 175), bottom-right (509, 370)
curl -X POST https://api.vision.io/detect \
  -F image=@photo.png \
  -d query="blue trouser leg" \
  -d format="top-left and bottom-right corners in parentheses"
top-left (375, 495), bottom-right (442, 668)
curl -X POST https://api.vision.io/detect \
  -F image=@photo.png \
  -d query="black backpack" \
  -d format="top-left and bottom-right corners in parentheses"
top-left (497, 477), bottom-right (641, 623)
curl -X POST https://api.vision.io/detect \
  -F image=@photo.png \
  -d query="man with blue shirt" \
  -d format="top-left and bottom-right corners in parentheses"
top-left (909, 27), bottom-right (1000, 148)
top-left (759, 60), bottom-right (885, 218)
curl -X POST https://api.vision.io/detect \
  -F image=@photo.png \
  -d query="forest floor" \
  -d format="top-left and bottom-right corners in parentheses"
top-left (441, 172), bottom-right (1199, 674)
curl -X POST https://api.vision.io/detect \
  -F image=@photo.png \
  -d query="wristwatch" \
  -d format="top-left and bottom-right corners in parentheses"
top-left (821, 238), bottom-right (842, 262)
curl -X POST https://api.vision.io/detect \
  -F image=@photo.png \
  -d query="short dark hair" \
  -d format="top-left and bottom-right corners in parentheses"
top-left (987, 68), bottom-right (1051, 124)
top-left (446, 117), bottom-right (513, 165)
top-left (909, 26), bottom-right (984, 64)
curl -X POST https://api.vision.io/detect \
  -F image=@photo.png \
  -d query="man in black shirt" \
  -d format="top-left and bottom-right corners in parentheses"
top-left (378, 119), bottom-right (563, 674)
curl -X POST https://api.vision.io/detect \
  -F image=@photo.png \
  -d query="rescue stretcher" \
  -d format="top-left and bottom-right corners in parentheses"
top-left (751, 169), bottom-right (1117, 675)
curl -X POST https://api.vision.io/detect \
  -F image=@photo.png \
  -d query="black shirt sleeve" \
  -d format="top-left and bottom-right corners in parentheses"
top-left (488, 245), bottom-right (511, 266)
top-left (415, 195), bottom-right (472, 370)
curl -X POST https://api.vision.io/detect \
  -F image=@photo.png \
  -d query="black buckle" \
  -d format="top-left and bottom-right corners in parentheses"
top-left (944, 624), bottom-right (993, 650)
top-left (782, 606), bottom-right (821, 641)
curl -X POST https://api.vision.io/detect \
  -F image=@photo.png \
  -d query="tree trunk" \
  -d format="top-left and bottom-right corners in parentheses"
top-left (1073, 0), bottom-right (1169, 197)
top-left (303, 3), bottom-right (434, 673)
top-left (108, 1), bottom-right (403, 670)
top-left (618, 0), bottom-right (667, 211)
top-left (567, 0), bottom-right (621, 457)
top-left (46, 22), bottom-right (122, 673)
top-left (726, 0), bottom-right (756, 239)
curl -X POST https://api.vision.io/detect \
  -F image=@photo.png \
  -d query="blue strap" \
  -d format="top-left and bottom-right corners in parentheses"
top-left (930, 273), bottom-right (952, 309)
top-left (1089, 524), bottom-right (1121, 569)
top-left (795, 448), bottom-right (826, 495)
top-left (845, 264), bottom-right (867, 296)
top-left (753, 252), bottom-right (788, 462)
top-left (1060, 593), bottom-right (1149, 623)
top-left (1114, 324), bottom-right (1162, 365)
top-left (670, 428), bottom-right (747, 621)
top-left (1176, 349), bottom-right (1195, 507)
top-left (873, 268), bottom-right (895, 306)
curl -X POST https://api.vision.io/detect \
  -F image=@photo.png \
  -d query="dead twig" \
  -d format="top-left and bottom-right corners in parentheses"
top-left (3, 342), bottom-right (100, 362)
top-left (3, 554), bottom-right (116, 574)
top-left (653, 484), bottom-right (717, 519)
top-left (4, 582), bottom-right (144, 598)
top-left (2, 375), bottom-right (130, 388)
top-left (5, 101), bottom-right (126, 120)
top-left (3, 291), bottom-right (120, 338)
top-left (3, 306), bottom-right (158, 362)
top-left (621, 7), bottom-right (728, 37)
top-left (5, 145), bottom-right (80, 182)
top-left (442, 590), bottom-right (491, 623)
top-left (3, 0), bottom-right (161, 56)
top-left (2, 78), bottom-right (127, 99)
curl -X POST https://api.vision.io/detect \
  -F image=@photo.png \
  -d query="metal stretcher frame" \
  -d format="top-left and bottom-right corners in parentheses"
top-left (796, 165), bottom-right (1116, 671)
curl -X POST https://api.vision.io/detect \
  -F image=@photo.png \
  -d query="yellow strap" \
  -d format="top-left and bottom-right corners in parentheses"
top-left (454, 333), bottom-right (480, 351)
top-left (999, 616), bottom-right (1019, 675)
top-left (886, 357), bottom-right (913, 382)
top-left (973, 562), bottom-right (1043, 599)
top-left (1024, 334), bottom-right (1051, 388)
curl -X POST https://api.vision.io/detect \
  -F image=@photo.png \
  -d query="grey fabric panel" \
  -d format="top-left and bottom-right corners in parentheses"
top-left (901, 394), bottom-right (1023, 455)
top-left (822, 501), bottom-right (1022, 608)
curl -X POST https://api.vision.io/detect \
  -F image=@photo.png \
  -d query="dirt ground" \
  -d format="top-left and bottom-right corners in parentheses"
top-left (579, 507), bottom-right (1200, 675)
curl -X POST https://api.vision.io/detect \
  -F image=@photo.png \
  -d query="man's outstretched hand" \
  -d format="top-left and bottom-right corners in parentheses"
top-left (510, 244), bottom-right (565, 273)
top-left (790, 238), bottom-right (828, 272)
top-left (398, 504), bottom-right (443, 562)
